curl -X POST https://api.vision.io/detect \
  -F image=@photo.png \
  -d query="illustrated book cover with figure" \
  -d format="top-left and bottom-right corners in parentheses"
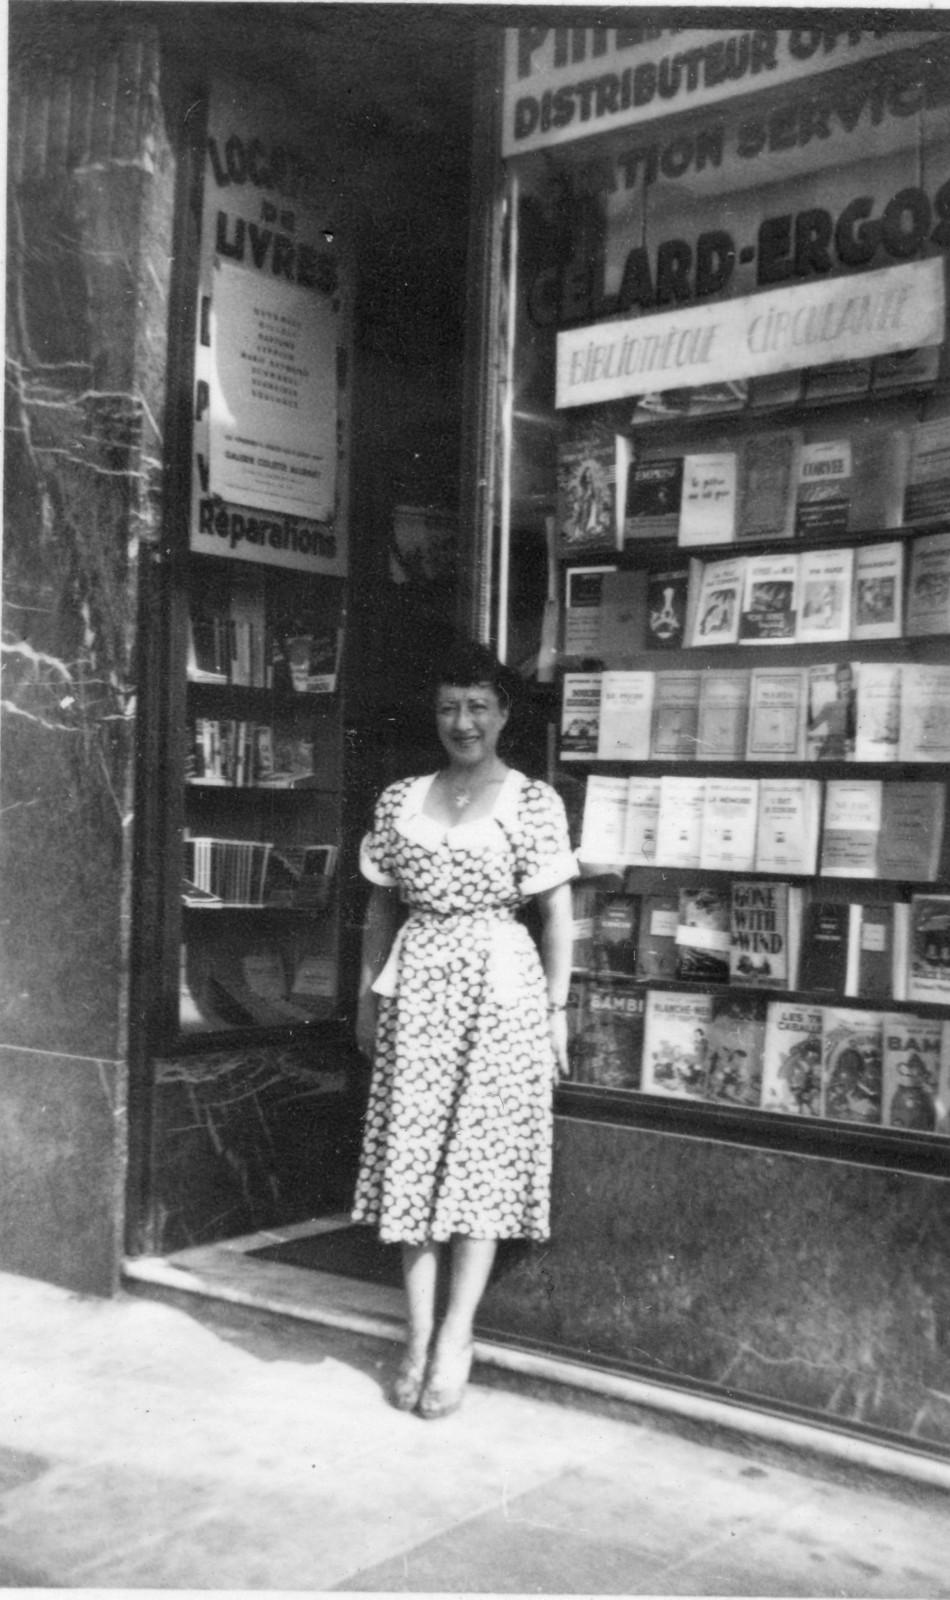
top-left (645, 565), bottom-right (693, 651)
top-left (820, 1007), bottom-right (884, 1126)
top-left (739, 552), bottom-right (799, 644)
top-left (851, 541), bottom-right (903, 640)
top-left (906, 531), bottom-right (950, 637)
top-left (761, 1000), bottom-right (824, 1117)
top-left (642, 989), bottom-right (714, 1100)
top-left (568, 977), bottom-right (644, 1091)
top-left (907, 894), bottom-right (950, 1005)
top-left (806, 661), bottom-right (856, 761)
top-left (796, 547), bottom-right (854, 645)
top-left (623, 455), bottom-right (684, 543)
top-left (689, 555), bottom-right (744, 647)
top-left (556, 423), bottom-right (620, 555)
top-left (674, 886), bottom-right (731, 983)
top-left (881, 1012), bottom-right (949, 1135)
top-left (704, 992), bottom-right (767, 1108)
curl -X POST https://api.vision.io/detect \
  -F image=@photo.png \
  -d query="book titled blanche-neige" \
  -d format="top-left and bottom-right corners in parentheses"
top-left (642, 988), bottom-right (714, 1101)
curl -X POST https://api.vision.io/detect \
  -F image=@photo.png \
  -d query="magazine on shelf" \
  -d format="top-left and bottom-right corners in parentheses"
top-left (641, 989), bottom-right (714, 1100)
top-left (761, 1001), bottom-right (824, 1116)
top-left (820, 1007), bottom-right (884, 1126)
top-left (678, 452), bottom-right (737, 547)
top-left (851, 541), bottom-right (904, 641)
top-left (881, 1012), bottom-right (949, 1134)
top-left (704, 992), bottom-right (767, 1108)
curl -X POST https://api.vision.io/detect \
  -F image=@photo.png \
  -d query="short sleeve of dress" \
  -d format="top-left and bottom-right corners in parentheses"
top-left (513, 779), bottom-right (577, 898)
top-left (359, 782), bottom-right (405, 887)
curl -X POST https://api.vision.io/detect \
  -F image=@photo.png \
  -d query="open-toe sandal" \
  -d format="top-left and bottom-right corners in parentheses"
top-left (388, 1351), bottom-right (429, 1412)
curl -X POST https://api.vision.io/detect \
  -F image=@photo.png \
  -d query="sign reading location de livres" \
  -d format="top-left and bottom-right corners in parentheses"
top-left (555, 257), bottom-right (945, 409)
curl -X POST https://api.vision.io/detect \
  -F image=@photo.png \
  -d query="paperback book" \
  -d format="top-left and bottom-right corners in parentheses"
top-left (851, 541), bottom-right (904, 641)
top-left (794, 439), bottom-right (852, 538)
top-left (560, 672), bottom-right (601, 761)
top-left (739, 552), bottom-right (799, 644)
top-left (821, 1007), bottom-right (884, 1125)
top-left (754, 779), bottom-right (821, 876)
top-left (597, 570), bottom-right (649, 660)
top-left (678, 452), bottom-right (737, 547)
top-left (904, 416), bottom-right (950, 526)
top-left (654, 777), bottom-right (706, 869)
top-left (642, 989), bottom-right (714, 1100)
top-left (907, 895), bottom-right (950, 1005)
top-left (623, 777), bottom-right (662, 866)
top-left (806, 662), bottom-right (856, 761)
top-left (650, 670), bottom-right (701, 760)
top-left (798, 902), bottom-right (852, 993)
top-left (699, 778), bottom-right (759, 872)
top-left (882, 1012), bottom-right (948, 1134)
top-left (877, 782), bottom-right (946, 882)
top-left (820, 779), bottom-right (883, 879)
top-left (689, 556), bottom-right (744, 647)
top-left (597, 671), bottom-right (654, 761)
top-left (735, 429), bottom-right (801, 542)
top-left (854, 662), bottom-right (901, 763)
top-left (845, 903), bottom-right (902, 1001)
top-left (556, 423), bottom-right (620, 554)
top-left (568, 978), bottom-right (645, 1090)
top-left (579, 775), bottom-right (629, 866)
top-left (564, 566), bottom-right (616, 658)
top-left (624, 455), bottom-right (684, 543)
top-left (849, 431), bottom-right (909, 533)
top-left (675, 886), bottom-right (731, 983)
top-left (645, 566), bottom-right (693, 651)
top-left (695, 669), bottom-right (751, 761)
top-left (704, 992), bottom-right (767, 1107)
top-left (897, 664), bottom-right (950, 762)
top-left (796, 547), bottom-right (854, 645)
top-left (635, 894), bottom-right (680, 980)
top-left (590, 894), bottom-right (641, 979)
top-left (729, 881), bottom-right (800, 989)
top-left (906, 531), bottom-right (950, 637)
top-left (745, 668), bottom-right (807, 762)
top-left (761, 1000), bottom-right (824, 1116)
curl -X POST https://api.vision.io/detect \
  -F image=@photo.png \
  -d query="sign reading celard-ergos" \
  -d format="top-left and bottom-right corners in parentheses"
top-left (503, 24), bottom-right (942, 157)
top-left (191, 80), bottom-right (347, 574)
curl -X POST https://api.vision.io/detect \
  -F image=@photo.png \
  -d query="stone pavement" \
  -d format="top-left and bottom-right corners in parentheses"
top-left (1, 1267), bottom-right (949, 1595)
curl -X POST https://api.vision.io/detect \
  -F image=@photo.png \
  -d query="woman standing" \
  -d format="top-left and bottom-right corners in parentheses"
top-left (354, 641), bottom-right (575, 1418)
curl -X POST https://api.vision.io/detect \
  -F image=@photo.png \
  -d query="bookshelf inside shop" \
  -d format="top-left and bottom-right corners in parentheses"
top-left (541, 378), bottom-right (950, 1166)
top-left (177, 555), bottom-right (345, 1040)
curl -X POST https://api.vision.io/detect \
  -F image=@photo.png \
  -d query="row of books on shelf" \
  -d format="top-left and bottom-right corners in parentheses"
top-left (187, 718), bottom-right (318, 788)
top-left (564, 660), bottom-right (950, 766)
top-left (579, 774), bottom-right (945, 881)
top-left (574, 882), bottom-right (950, 1005)
top-left (566, 531), bottom-right (950, 662)
top-left (179, 940), bottom-right (338, 1030)
top-left (567, 979), bottom-right (950, 1135)
top-left (187, 586), bottom-right (342, 694)
top-left (183, 837), bottom-right (338, 907)
top-left (557, 410), bottom-right (949, 557)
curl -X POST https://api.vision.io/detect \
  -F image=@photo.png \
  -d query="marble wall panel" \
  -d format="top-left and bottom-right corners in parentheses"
top-left (481, 1118), bottom-right (950, 1449)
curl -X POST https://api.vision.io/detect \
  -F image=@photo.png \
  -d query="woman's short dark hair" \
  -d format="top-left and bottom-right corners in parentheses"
top-left (429, 640), bottom-right (518, 708)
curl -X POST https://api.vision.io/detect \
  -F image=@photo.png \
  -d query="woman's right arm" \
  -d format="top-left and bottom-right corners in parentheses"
top-left (355, 883), bottom-right (402, 1058)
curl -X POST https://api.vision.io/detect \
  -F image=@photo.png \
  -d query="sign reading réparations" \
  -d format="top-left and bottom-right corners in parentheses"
top-left (191, 80), bottom-right (347, 574)
top-left (503, 25), bottom-right (944, 156)
top-left (556, 257), bottom-right (945, 408)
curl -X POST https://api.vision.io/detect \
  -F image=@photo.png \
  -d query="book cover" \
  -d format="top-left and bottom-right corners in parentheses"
top-left (624, 455), bottom-right (684, 543)
top-left (729, 881), bottom-right (799, 989)
top-left (289, 952), bottom-right (338, 1017)
top-left (678, 452), bottom-right (737, 547)
top-left (650, 670), bottom-right (701, 760)
top-left (804, 357), bottom-right (871, 402)
top-left (675, 885), bottom-right (731, 983)
top-left (845, 903), bottom-right (897, 1000)
top-left (851, 541), bottom-right (904, 641)
top-left (854, 662), bottom-right (901, 764)
top-left (738, 552), bottom-right (799, 644)
top-left (907, 895), bottom-right (950, 1005)
top-left (568, 977), bottom-right (645, 1090)
top-left (570, 883), bottom-right (599, 973)
top-left (696, 669), bottom-right (750, 761)
top-left (806, 661), bottom-right (856, 761)
top-left (560, 672), bottom-right (601, 761)
top-left (579, 774), bottom-right (629, 867)
top-left (798, 902), bottom-right (851, 993)
top-left (794, 439), bottom-right (852, 539)
top-left (622, 777), bottom-right (661, 866)
top-left (645, 566), bottom-right (692, 651)
top-left (882, 1012), bottom-right (945, 1134)
top-left (898, 664), bottom-right (950, 762)
top-left (635, 894), bottom-right (680, 981)
top-left (849, 430), bottom-right (909, 533)
top-left (655, 776), bottom-right (706, 869)
top-left (735, 430), bottom-right (800, 542)
top-left (820, 779), bottom-right (883, 879)
top-left (905, 531), bottom-right (950, 637)
top-left (642, 988), bottom-right (714, 1100)
top-left (754, 779), bottom-right (821, 876)
top-left (745, 668), bottom-right (807, 761)
top-left (597, 569), bottom-right (649, 660)
top-left (556, 424), bottom-right (620, 554)
top-left (878, 782), bottom-right (946, 882)
top-left (564, 565), bottom-right (616, 658)
top-left (796, 547), bottom-right (854, 645)
top-left (699, 778), bottom-right (759, 872)
top-left (689, 556), bottom-right (744, 647)
top-left (596, 671), bottom-right (654, 761)
top-left (705, 992), bottom-right (767, 1107)
top-left (261, 726), bottom-right (317, 788)
top-left (904, 417), bottom-right (950, 526)
top-left (590, 893), bottom-right (641, 979)
top-left (761, 1000), bottom-right (824, 1116)
top-left (821, 1007), bottom-right (884, 1125)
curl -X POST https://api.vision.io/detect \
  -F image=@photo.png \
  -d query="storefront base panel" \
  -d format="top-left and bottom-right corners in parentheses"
top-left (0, 1045), bottom-right (126, 1297)
top-left (144, 1042), bottom-right (362, 1255)
top-left (481, 1117), bottom-right (950, 1452)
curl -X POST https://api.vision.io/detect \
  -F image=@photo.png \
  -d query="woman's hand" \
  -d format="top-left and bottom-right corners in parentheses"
top-left (549, 1009), bottom-right (570, 1081)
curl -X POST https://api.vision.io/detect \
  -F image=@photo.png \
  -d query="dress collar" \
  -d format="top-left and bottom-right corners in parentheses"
top-left (397, 769), bottom-right (523, 849)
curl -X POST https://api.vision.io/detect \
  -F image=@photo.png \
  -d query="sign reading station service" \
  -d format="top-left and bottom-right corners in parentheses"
top-left (191, 81), bottom-right (346, 574)
top-left (555, 257), bottom-right (945, 408)
top-left (503, 25), bottom-right (943, 157)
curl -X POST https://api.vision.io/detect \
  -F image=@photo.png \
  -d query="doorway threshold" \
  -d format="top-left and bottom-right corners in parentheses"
top-left (123, 1217), bottom-right (950, 1494)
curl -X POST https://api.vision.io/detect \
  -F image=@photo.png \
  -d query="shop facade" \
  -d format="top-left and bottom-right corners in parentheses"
top-left (4, 9), bottom-right (950, 1463)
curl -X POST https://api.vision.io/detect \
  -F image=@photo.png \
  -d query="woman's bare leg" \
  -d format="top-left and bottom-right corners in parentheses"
top-left (402, 1241), bottom-right (442, 1364)
top-left (438, 1235), bottom-right (497, 1351)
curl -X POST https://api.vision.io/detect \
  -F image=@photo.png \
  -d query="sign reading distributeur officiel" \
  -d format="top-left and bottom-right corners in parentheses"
top-left (555, 257), bottom-right (945, 408)
top-left (503, 25), bottom-right (944, 157)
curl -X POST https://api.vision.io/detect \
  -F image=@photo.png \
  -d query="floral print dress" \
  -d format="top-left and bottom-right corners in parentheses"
top-left (352, 769), bottom-right (576, 1245)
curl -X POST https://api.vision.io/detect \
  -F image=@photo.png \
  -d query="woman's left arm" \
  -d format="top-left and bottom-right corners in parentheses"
top-left (536, 880), bottom-right (574, 1079)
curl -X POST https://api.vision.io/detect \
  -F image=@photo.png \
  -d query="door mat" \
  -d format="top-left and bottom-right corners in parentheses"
top-left (249, 1225), bottom-right (403, 1287)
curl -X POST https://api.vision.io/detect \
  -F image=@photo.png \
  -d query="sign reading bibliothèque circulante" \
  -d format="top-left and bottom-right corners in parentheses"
top-left (556, 257), bottom-right (945, 409)
top-left (191, 80), bottom-right (347, 575)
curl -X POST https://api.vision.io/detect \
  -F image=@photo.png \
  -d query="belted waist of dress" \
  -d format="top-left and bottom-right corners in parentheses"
top-left (372, 905), bottom-right (526, 1000)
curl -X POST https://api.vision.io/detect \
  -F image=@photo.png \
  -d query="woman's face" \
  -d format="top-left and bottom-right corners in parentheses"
top-left (436, 681), bottom-right (508, 766)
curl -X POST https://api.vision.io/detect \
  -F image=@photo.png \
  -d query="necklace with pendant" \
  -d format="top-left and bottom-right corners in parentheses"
top-left (448, 771), bottom-right (504, 810)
